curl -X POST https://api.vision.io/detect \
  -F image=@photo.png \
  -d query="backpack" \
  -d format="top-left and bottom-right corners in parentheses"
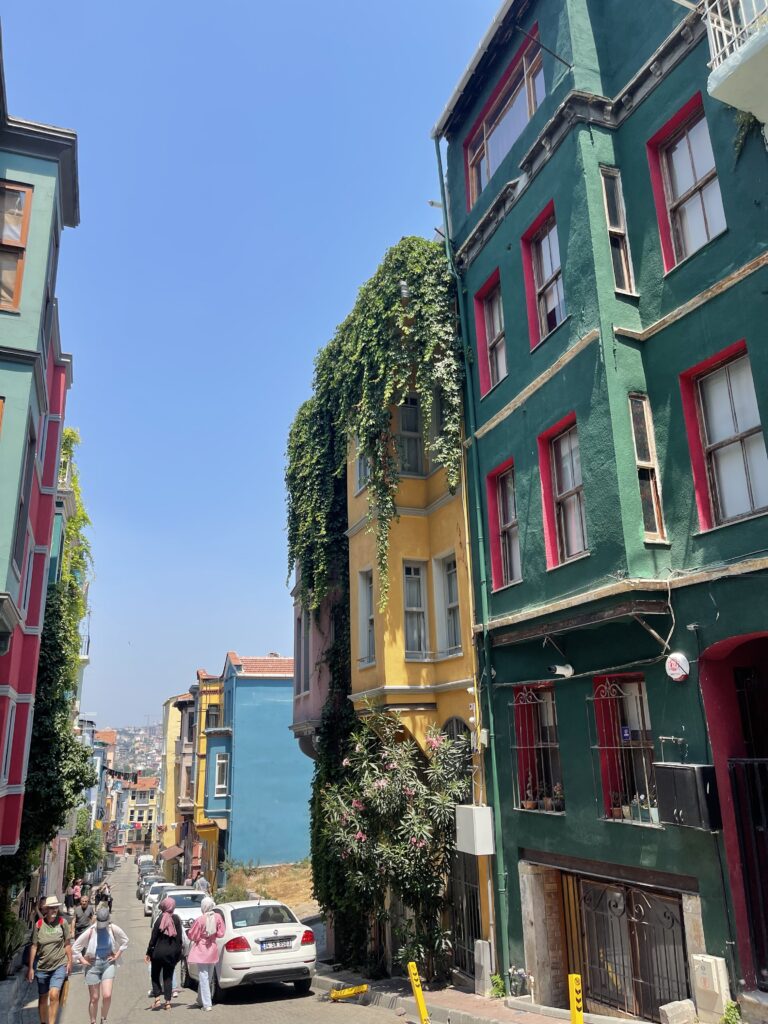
top-left (22, 917), bottom-right (65, 968)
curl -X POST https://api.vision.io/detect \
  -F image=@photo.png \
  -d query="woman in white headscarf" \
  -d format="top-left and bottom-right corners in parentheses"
top-left (73, 905), bottom-right (129, 1024)
top-left (185, 897), bottom-right (225, 1010)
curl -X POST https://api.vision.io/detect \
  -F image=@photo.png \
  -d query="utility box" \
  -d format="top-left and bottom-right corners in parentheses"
top-left (690, 954), bottom-right (730, 1023)
top-left (653, 763), bottom-right (722, 830)
top-left (455, 805), bottom-right (495, 856)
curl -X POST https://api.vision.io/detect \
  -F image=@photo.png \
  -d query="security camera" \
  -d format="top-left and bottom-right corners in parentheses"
top-left (548, 664), bottom-right (574, 678)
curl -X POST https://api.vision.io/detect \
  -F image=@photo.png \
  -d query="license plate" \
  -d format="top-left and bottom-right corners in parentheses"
top-left (260, 939), bottom-right (292, 951)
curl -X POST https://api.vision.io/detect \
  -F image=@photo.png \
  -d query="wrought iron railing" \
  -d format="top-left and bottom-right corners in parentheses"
top-left (704, 0), bottom-right (768, 68)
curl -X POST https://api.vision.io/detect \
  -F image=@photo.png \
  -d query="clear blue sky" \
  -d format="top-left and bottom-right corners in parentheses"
top-left (3, 1), bottom-right (497, 726)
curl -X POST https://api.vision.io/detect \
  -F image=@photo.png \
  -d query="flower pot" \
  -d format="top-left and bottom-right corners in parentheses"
top-left (610, 807), bottom-right (623, 819)
top-left (621, 805), bottom-right (632, 819)
top-left (649, 806), bottom-right (660, 824)
top-left (522, 801), bottom-right (538, 811)
top-left (542, 798), bottom-right (554, 812)
top-left (553, 799), bottom-right (565, 813)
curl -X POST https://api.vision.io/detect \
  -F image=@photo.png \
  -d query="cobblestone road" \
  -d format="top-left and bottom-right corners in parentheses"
top-left (60, 862), bottom-right (399, 1024)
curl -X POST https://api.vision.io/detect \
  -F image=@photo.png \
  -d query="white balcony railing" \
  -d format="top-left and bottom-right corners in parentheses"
top-left (704, 0), bottom-right (768, 67)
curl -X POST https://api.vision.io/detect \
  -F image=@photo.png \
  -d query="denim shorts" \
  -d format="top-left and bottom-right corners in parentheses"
top-left (85, 957), bottom-right (116, 985)
top-left (35, 964), bottom-right (67, 994)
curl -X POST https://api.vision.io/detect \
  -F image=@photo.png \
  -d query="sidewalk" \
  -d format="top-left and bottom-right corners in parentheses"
top-left (315, 965), bottom-right (548, 1024)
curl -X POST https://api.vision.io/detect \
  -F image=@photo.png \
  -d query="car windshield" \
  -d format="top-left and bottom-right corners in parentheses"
top-left (143, 877), bottom-right (163, 886)
top-left (166, 893), bottom-right (205, 909)
top-left (230, 905), bottom-right (297, 929)
top-left (149, 884), bottom-right (171, 895)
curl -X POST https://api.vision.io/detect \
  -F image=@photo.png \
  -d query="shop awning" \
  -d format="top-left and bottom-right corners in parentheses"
top-left (159, 845), bottom-right (183, 861)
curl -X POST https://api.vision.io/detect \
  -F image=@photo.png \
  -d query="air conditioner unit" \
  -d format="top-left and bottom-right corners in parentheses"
top-left (455, 805), bottom-right (495, 856)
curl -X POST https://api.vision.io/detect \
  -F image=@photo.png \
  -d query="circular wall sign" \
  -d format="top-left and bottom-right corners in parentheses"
top-left (665, 653), bottom-right (690, 682)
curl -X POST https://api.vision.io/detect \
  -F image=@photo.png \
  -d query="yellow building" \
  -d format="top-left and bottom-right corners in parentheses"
top-left (158, 694), bottom-right (183, 864)
top-left (191, 670), bottom-right (223, 886)
top-left (347, 399), bottom-right (493, 983)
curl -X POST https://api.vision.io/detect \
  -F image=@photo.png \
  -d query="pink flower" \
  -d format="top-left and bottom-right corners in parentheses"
top-left (352, 798), bottom-right (365, 811)
top-left (410, 836), bottom-right (418, 845)
top-left (404, 787), bottom-right (415, 798)
top-left (426, 735), bottom-right (444, 750)
top-left (373, 778), bottom-right (387, 789)
top-left (342, 757), bottom-right (351, 767)
top-left (354, 831), bottom-right (367, 842)
top-left (386, 763), bottom-right (396, 770)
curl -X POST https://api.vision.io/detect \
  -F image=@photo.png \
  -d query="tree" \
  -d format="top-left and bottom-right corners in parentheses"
top-left (320, 706), bottom-right (472, 980)
top-left (69, 807), bottom-right (103, 880)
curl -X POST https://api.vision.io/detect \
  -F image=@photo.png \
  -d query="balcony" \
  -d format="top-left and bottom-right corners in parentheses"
top-left (704, 0), bottom-right (768, 124)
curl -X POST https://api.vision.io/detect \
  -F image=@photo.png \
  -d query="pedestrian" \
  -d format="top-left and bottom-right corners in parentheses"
top-left (185, 897), bottom-right (224, 1011)
top-left (74, 893), bottom-right (95, 939)
top-left (64, 880), bottom-right (75, 915)
top-left (193, 874), bottom-right (210, 894)
top-left (73, 879), bottom-right (82, 902)
top-left (73, 906), bottom-right (128, 1024)
top-left (145, 897), bottom-right (182, 1010)
top-left (27, 895), bottom-right (72, 1024)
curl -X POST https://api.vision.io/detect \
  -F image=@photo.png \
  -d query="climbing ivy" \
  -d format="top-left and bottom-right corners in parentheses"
top-left (286, 236), bottom-right (460, 606)
top-left (285, 236), bottom-right (462, 973)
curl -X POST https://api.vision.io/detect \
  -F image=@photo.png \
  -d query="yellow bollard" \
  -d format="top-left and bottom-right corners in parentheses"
top-left (329, 984), bottom-right (369, 1001)
top-left (568, 973), bottom-right (584, 1024)
top-left (407, 961), bottom-right (431, 1024)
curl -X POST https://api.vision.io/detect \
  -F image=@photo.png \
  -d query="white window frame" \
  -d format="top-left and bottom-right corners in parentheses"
top-left (404, 561), bottom-right (429, 660)
top-left (433, 554), bottom-right (462, 657)
top-left (697, 354), bottom-right (768, 524)
top-left (483, 285), bottom-right (507, 388)
top-left (497, 467), bottom-right (522, 586)
top-left (398, 395), bottom-right (425, 476)
top-left (355, 438), bottom-right (370, 492)
top-left (358, 570), bottom-right (376, 667)
top-left (600, 166), bottom-right (636, 294)
top-left (551, 425), bottom-right (588, 562)
top-left (628, 394), bottom-right (666, 540)
top-left (1, 702), bottom-right (16, 784)
top-left (532, 217), bottom-right (566, 340)
top-left (215, 753), bottom-right (229, 798)
top-left (467, 38), bottom-right (545, 206)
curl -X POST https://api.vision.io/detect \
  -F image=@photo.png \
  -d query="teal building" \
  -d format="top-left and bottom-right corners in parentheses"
top-left (434, 1), bottom-right (768, 1020)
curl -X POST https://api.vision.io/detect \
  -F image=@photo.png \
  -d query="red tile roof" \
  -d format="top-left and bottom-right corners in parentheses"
top-left (128, 775), bottom-right (159, 791)
top-left (236, 655), bottom-right (294, 677)
top-left (173, 692), bottom-right (194, 706)
top-left (95, 729), bottom-right (117, 745)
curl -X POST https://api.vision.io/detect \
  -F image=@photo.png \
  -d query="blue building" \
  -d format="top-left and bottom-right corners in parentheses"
top-left (205, 652), bottom-right (312, 866)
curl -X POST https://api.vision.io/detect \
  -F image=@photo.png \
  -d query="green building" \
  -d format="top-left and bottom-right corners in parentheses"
top-left (434, 2), bottom-right (768, 1020)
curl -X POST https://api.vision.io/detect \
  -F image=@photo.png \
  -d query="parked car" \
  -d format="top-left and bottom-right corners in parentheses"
top-left (182, 900), bottom-right (316, 1001)
top-left (151, 888), bottom-right (207, 929)
top-left (137, 874), bottom-right (164, 900)
top-left (144, 881), bottom-right (176, 917)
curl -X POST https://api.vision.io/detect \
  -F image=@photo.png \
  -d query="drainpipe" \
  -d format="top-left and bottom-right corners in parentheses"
top-left (434, 137), bottom-right (512, 995)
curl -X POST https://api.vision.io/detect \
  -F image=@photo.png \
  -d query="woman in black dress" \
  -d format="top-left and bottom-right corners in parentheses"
top-left (145, 897), bottom-right (182, 1010)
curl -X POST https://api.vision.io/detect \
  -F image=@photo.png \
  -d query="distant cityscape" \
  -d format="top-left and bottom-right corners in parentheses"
top-left (113, 723), bottom-right (163, 777)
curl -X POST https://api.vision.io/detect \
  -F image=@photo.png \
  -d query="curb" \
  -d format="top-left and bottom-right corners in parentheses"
top-left (504, 996), bottom-right (638, 1024)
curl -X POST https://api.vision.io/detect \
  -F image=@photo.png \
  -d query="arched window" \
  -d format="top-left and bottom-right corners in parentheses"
top-left (444, 717), bottom-right (470, 741)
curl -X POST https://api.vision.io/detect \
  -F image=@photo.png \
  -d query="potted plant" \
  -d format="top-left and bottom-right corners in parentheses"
top-left (522, 771), bottom-right (538, 810)
top-left (508, 965), bottom-right (529, 997)
top-left (648, 786), bottom-right (659, 824)
top-left (553, 782), bottom-right (565, 813)
top-left (609, 792), bottom-right (623, 819)
top-left (539, 784), bottom-right (554, 812)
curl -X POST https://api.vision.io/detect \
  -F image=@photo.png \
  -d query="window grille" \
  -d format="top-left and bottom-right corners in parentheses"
top-left (508, 686), bottom-right (565, 812)
top-left (587, 678), bottom-right (658, 824)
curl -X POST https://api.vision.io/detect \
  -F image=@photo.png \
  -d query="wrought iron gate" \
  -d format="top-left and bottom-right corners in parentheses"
top-left (450, 851), bottom-right (482, 977)
top-left (563, 874), bottom-right (690, 1022)
top-left (730, 758), bottom-right (768, 991)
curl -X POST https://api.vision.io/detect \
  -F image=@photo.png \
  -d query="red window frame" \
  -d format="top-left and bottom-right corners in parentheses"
top-left (462, 25), bottom-right (541, 212)
top-left (679, 338), bottom-right (752, 532)
top-left (486, 456), bottom-right (517, 591)
top-left (646, 92), bottom-right (710, 274)
top-left (473, 268), bottom-right (503, 398)
top-left (537, 412), bottom-right (579, 569)
top-left (521, 200), bottom-right (559, 350)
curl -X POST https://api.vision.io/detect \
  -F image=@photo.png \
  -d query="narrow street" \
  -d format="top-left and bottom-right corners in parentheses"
top-left (60, 864), bottom-right (400, 1024)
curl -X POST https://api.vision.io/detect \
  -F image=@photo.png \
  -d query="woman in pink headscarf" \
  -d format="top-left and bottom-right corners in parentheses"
top-left (186, 897), bottom-right (225, 1011)
top-left (145, 897), bottom-right (182, 1010)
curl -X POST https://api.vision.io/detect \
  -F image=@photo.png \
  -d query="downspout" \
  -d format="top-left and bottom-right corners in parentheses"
top-left (434, 137), bottom-right (511, 994)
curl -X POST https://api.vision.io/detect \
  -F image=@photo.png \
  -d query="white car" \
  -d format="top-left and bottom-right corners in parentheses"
top-left (144, 881), bottom-right (176, 917)
top-left (151, 888), bottom-right (207, 930)
top-left (182, 900), bottom-right (316, 1001)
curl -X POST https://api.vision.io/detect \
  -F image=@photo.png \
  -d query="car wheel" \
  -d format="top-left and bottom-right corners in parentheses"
top-left (293, 979), bottom-right (312, 995)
